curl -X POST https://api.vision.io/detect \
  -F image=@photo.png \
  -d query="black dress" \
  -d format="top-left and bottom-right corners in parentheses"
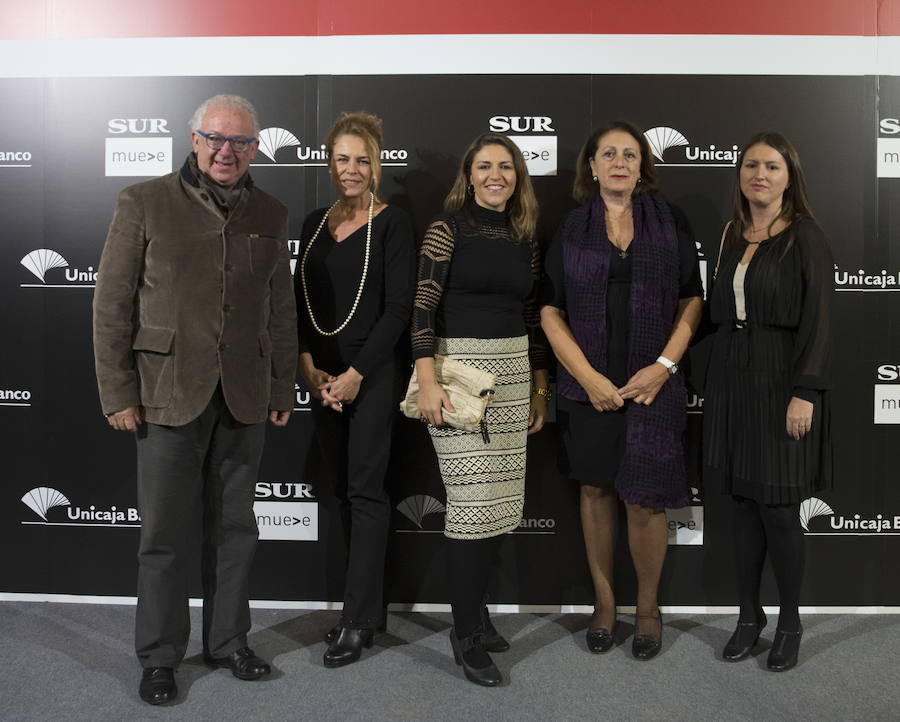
top-left (703, 217), bottom-right (834, 504)
top-left (541, 204), bottom-right (702, 486)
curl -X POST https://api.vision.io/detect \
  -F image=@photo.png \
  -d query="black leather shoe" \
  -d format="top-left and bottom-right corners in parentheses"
top-left (481, 606), bottom-right (510, 653)
top-left (586, 623), bottom-right (616, 654)
top-left (209, 647), bottom-right (271, 680)
top-left (324, 624), bottom-right (341, 644)
top-left (450, 627), bottom-right (502, 687)
top-left (323, 627), bottom-right (373, 668)
top-left (632, 612), bottom-right (662, 661)
top-left (767, 626), bottom-right (802, 671)
top-left (139, 667), bottom-right (176, 705)
top-left (722, 610), bottom-right (767, 662)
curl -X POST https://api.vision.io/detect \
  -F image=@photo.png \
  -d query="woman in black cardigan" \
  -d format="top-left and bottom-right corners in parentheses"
top-left (704, 131), bottom-right (834, 672)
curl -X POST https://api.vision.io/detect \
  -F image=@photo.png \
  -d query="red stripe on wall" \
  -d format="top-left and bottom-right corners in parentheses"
top-left (0, 0), bottom-right (895, 39)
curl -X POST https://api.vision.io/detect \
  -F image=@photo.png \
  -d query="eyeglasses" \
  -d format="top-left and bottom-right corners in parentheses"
top-left (195, 130), bottom-right (256, 153)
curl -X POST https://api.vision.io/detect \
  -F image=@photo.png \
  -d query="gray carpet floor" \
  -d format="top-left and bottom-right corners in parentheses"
top-left (1, 602), bottom-right (898, 721)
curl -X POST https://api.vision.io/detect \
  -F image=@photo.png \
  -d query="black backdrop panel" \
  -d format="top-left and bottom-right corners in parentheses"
top-left (2, 74), bottom-right (897, 607)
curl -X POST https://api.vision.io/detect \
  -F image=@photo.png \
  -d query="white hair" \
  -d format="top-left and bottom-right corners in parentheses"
top-left (189, 94), bottom-right (260, 137)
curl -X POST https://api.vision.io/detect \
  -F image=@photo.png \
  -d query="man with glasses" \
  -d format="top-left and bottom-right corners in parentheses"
top-left (93, 94), bottom-right (297, 705)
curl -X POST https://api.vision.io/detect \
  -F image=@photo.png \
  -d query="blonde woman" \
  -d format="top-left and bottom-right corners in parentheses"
top-left (296, 112), bottom-right (415, 667)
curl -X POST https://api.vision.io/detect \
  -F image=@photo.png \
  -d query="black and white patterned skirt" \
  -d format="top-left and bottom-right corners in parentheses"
top-left (428, 335), bottom-right (530, 539)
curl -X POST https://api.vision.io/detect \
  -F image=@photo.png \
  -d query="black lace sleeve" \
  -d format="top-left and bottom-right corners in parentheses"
top-left (411, 217), bottom-right (455, 360)
top-left (525, 240), bottom-right (550, 371)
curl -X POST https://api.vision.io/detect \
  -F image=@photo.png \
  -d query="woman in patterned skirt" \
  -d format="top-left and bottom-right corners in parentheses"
top-left (411, 132), bottom-right (549, 686)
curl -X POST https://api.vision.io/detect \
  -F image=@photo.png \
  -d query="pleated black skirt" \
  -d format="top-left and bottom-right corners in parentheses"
top-left (703, 325), bottom-right (832, 504)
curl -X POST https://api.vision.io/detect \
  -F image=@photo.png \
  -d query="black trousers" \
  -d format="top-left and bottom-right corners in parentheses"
top-left (134, 388), bottom-right (265, 667)
top-left (311, 361), bottom-right (397, 629)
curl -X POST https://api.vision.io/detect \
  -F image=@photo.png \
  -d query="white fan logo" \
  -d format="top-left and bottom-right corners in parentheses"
top-left (257, 127), bottom-right (301, 163)
top-left (21, 487), bottom-right (70, 521)
top-left (799, 497), bottom-right (834, 532)
top-left (396, 494), bottom-right (446, 529)
top-left (21, 249), bottom-right (68, 283)
top-left (644, 126), bottom-right (690, 163)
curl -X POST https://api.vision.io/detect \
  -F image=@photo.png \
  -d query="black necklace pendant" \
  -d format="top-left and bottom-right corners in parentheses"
top-left (618, 248), bottom-right (629, 259)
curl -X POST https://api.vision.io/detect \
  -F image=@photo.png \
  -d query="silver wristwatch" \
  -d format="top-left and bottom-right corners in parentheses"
top-left (656, 355), bottom-right (679, 376)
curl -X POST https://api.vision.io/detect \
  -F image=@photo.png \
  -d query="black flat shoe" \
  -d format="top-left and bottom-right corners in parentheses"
top-left (208, 647), bottom-right (271, 680)
top-left (449, 627), bottom-right (502, 687)
top-left (586, 623), bottom-right (616, 654)
top-left (722, 610), bottom-right (767, 662)
top-left (632, 612), bottom-right (662, 661)
top-left (767, 626), bottom-right (803, 671)
top-left (481, 606), bottom-right (510, 653)
top-left (323, 627), bottom-right (373, 668)
top-left (139, 666), bottom-right (176, 705)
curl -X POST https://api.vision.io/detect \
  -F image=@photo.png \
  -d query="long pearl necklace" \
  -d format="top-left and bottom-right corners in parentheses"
top-left (301, 191), bottom-right (373, 337)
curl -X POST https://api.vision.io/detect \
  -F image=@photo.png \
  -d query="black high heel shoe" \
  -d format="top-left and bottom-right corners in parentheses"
top-left (632, 611), bottom-right (662, 660)
top-left (586, 607), bottom-right (617, 654)
top-left (722, 609), bottom-right (767, 662)
top-left (481, 606), bottom-right (510, 653)
top-left (449, 627), bottom-right (502, 687)
top-left (323, 627), bottom-right (373, 668)
top-left (767, 626), bottom-right (802, 671)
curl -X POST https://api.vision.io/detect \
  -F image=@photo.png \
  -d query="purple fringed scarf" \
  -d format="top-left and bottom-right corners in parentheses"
top-left (560, 192), bottom-right (689, 508)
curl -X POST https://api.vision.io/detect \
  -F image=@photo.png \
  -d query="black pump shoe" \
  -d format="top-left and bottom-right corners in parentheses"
top-left (449, 627), bottom-right (502, 687)
top-left (323, 627), bottom-right (373, 668)
top-left (586, 623), bottom-right (616, 654)
top-left (722, 610), bottom-right (767, 662)
top-left (481, 606), bottom-right (511, 653)
top-left (632, 612), bottom-right (662, 661)
top-left (767, 626), bottom-right (802, 671)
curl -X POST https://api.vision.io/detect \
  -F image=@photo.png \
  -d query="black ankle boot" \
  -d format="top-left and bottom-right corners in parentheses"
top-left (323, 627), bottom-right (373, 668)
top-left (767, 626), bottom-right (802, 671)
top-left (449, 627), bottom-right (502, 686)
top-left (722, 609), bottom-right (767, 662)
top-left (481, 606), bottom-right (510, 653)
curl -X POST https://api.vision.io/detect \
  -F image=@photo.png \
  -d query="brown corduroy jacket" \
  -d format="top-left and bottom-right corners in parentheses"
top-left (93, 159), bottom-right (298, 426)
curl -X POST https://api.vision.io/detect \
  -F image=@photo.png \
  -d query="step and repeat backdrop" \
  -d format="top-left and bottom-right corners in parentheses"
top-left (1, 71), bottom-right (897, 608)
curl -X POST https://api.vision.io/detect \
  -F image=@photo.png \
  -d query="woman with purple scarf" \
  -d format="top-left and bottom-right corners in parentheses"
top-left (540, 121), bottom-right (702, 660)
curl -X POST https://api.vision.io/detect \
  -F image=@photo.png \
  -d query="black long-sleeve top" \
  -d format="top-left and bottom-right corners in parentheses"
top-left (296, 204), bottom-right (415, 377)
top-left (710, 216), bottom-right (833, 400)
top-left (411, 202), bottom-right (549, 370)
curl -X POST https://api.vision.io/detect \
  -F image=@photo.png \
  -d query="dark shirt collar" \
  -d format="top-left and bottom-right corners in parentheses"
top-left (468, 199), bottom-right (509, 225)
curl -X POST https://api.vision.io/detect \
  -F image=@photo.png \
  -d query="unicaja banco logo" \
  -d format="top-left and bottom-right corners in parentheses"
top-left (20, 249), bottom-right (97, 288)
top-left (645, 126), bottom-right (738, 167)
top-left (21, 249), bottom-right (67, 283)
top-left (397, 494), bottom-right (446, 529)
top-left (252, 126), bottom-right (408, 168)
top-left (801, 496), bottom-right (900, 535)
top-left (799, 497), bottom-right (834, 531)
top-left (257, 127), bottom-right (301, 163)
top-left (21, 487), bottom-right (70, 521)
top-left (21, 486), bottom-right (140, 526)
top-left (645, 126), bottom-right (689, 162)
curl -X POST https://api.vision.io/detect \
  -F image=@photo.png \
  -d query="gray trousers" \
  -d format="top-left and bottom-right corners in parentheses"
top-left (134, 388), bottom-right (265, 668)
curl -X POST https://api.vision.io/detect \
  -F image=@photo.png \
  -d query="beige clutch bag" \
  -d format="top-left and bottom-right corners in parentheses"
top-left (400, 355), bottom-right (496, 439)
